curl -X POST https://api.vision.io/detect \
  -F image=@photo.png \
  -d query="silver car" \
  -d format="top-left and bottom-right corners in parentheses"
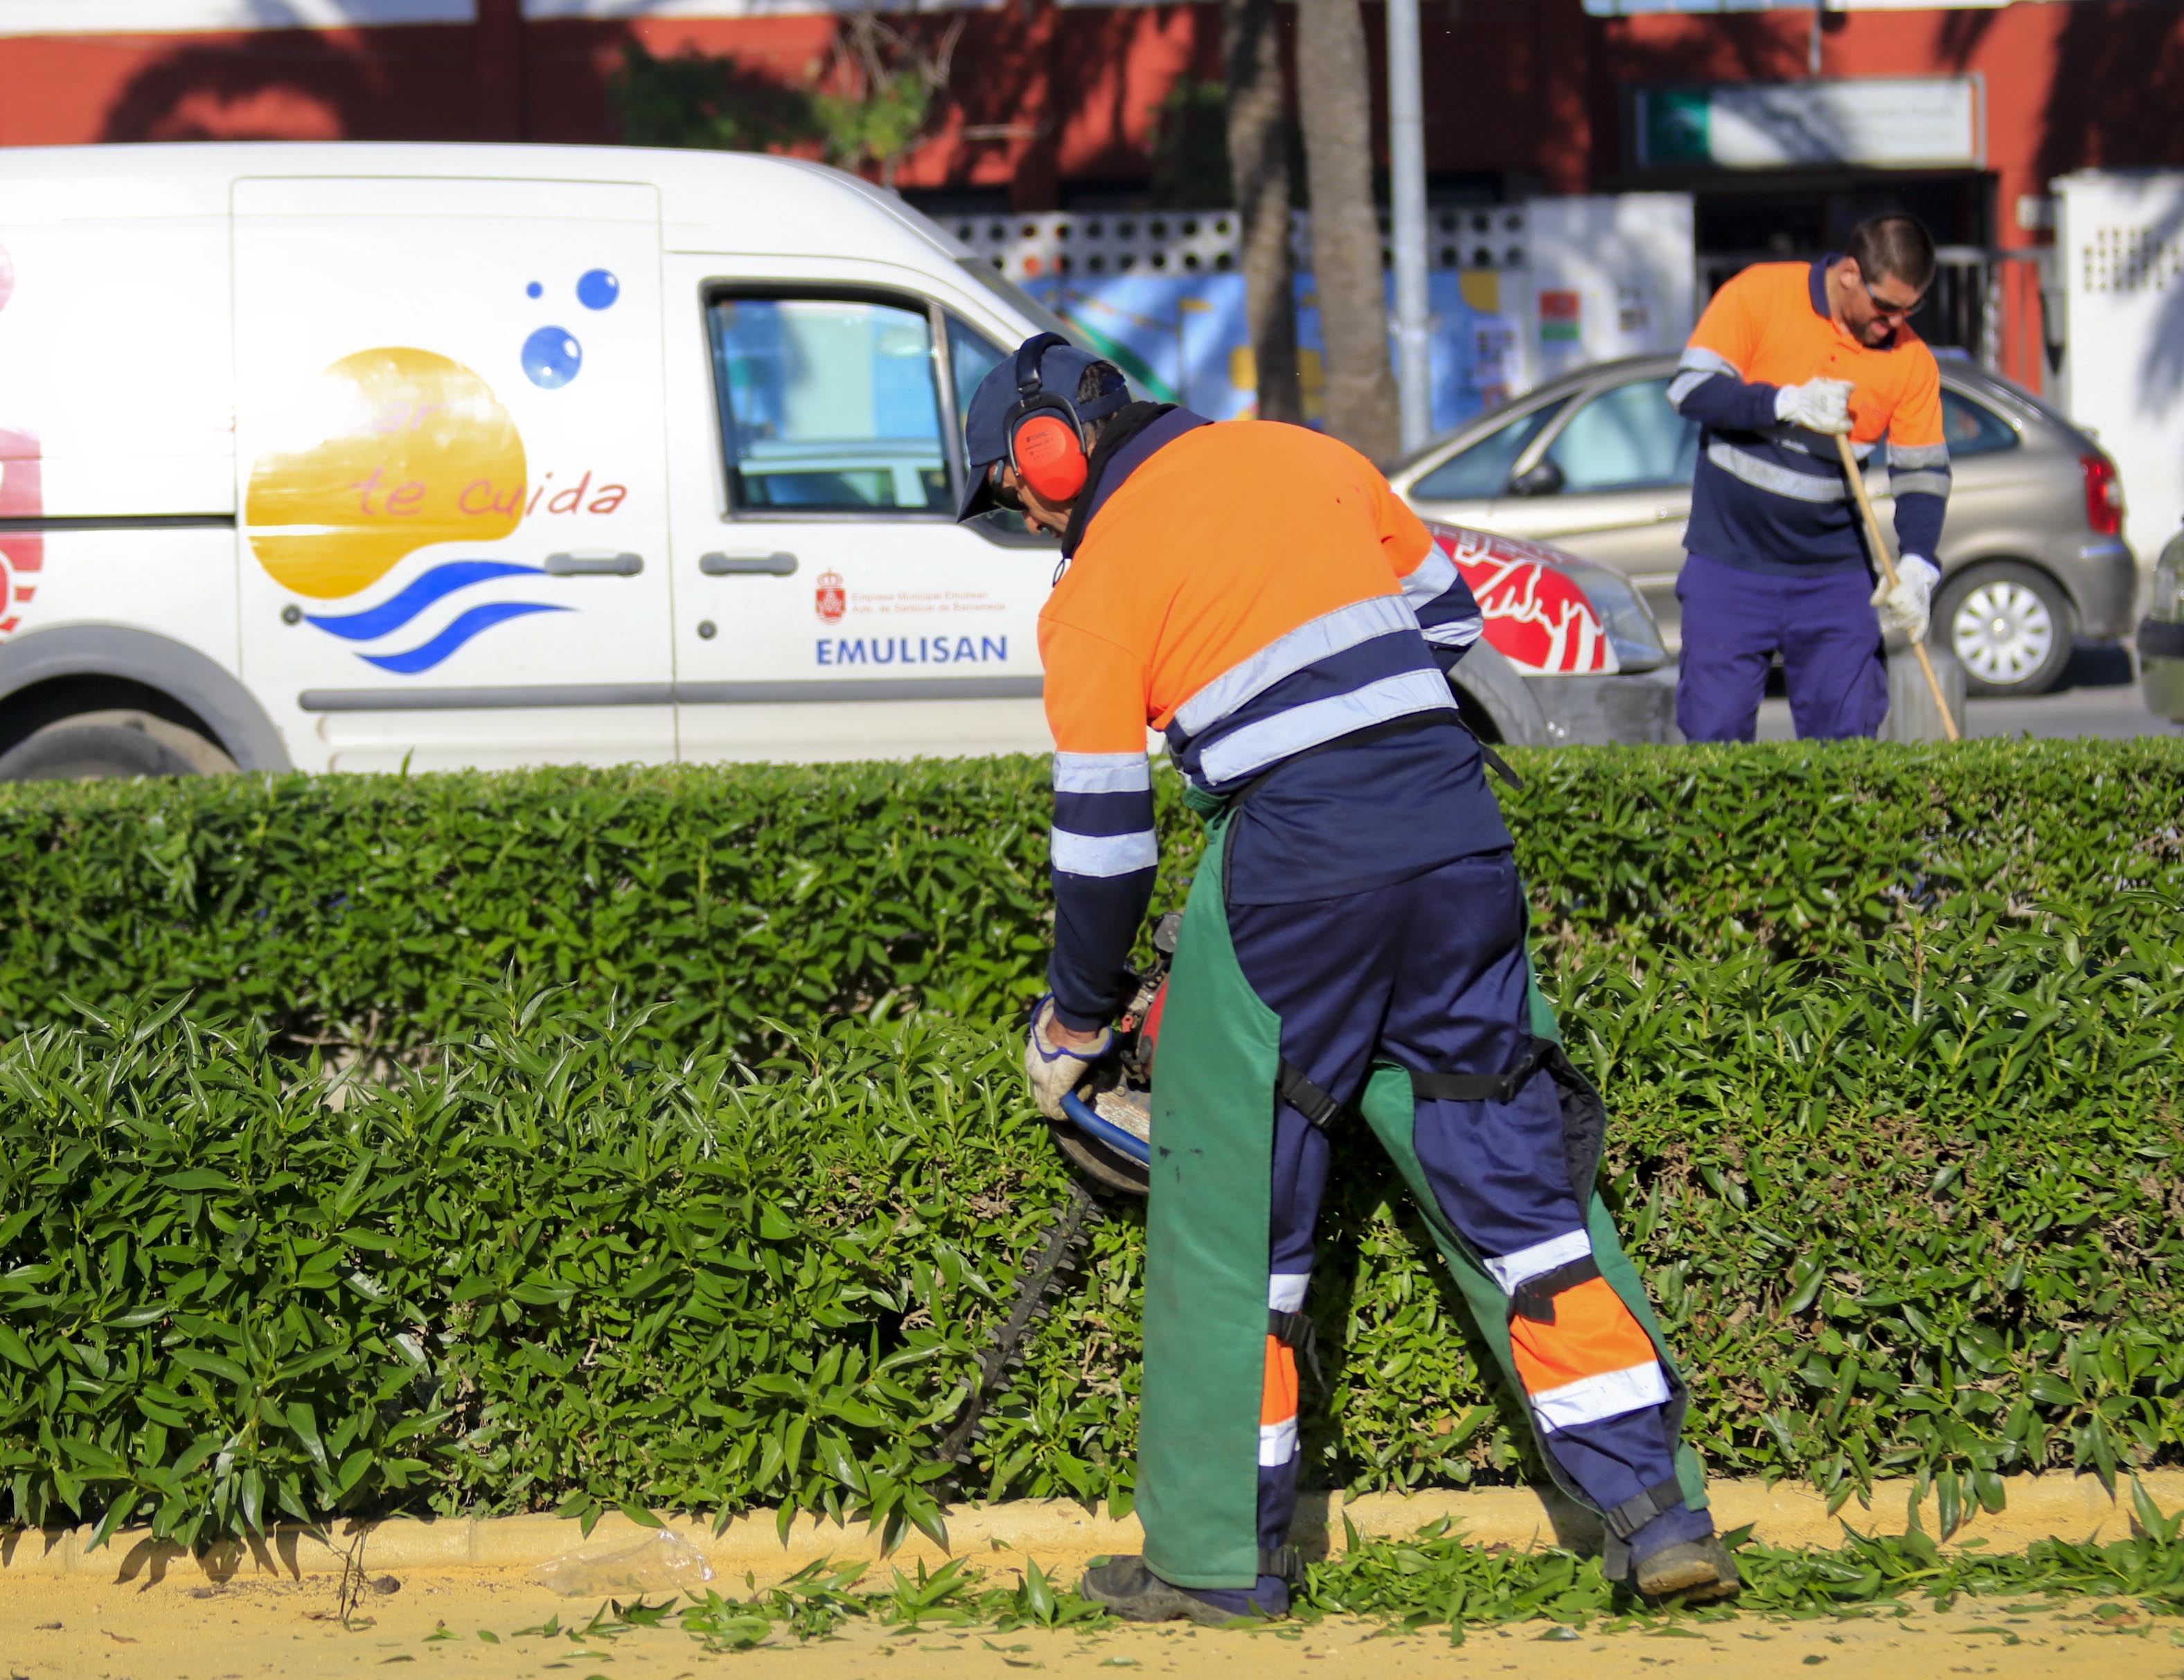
top-left (1389, 353), bottom-right (2138, 697)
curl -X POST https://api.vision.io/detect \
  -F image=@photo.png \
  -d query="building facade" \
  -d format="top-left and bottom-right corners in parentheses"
top-left (1, 1), bottom-right (2181, 391)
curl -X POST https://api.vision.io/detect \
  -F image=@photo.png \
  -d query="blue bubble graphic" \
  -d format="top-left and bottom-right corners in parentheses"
top-left (522, 326), bottom-right (583, 389)
top-left (526, 281), bottom-right (543, 299)
top-left (577, 269), bottom-right (621, 311)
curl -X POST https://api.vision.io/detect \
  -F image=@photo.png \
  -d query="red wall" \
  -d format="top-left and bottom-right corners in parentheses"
top-left (5, 2), bottom-right (2178, 212)
top-left (3, 0), bottom-right (2181, 378)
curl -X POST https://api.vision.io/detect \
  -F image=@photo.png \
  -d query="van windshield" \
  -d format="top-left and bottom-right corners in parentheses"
top-left (955, 258), bottom-right (1088, 351)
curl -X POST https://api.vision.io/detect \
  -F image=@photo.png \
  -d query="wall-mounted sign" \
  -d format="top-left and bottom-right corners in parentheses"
top-left (1634, 78), bottom-right (1983, 171)
top-left (1538, 290), bottom-right (1582, 344)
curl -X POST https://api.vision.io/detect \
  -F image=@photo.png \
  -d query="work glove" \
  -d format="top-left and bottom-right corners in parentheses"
top-left (1774, 377), bottom-right (1854, 436)
top-left (1024, 995), bottom-right (1112, 1121)
top-left (1872, 555), bottom-right (1942, 644)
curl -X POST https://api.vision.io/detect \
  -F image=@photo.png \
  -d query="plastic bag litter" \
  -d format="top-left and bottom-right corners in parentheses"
top-left (533, 1528), bottom-right (716, 1598)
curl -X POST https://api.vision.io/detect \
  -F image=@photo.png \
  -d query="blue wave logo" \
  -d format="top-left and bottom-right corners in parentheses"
top-left (304, 559), bottom-right (567, 674)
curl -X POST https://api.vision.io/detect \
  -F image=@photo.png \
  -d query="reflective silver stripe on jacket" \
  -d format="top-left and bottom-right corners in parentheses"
top-left (1197, 668), bottom-right (1454, 787)
top-left (1053, 750), bottom-right (1152, 795)
top-left (1173, 592), bottom-right (1419, 737)
top-left (1773, 427), bottom-right (1872, 461)
top-left (1400, 545), bottom-right (1483, 647)
top-left (1667, 345), bottom-right (1741, 408)
top-left (1049, 826), bottom-right (1160, 877)
top-left (1704, 439), bottom-right (1848, 503)
top-left (1888, 441), bottom-right (1951, 470)
top-left (1400, 543), bottom-right (1459, 608)
top-left (1422, 610), bottom-right (1484, 649)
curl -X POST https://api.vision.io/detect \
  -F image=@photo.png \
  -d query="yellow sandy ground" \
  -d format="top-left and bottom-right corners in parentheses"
top-left (5, 1568), bottom-right (2182, 1680)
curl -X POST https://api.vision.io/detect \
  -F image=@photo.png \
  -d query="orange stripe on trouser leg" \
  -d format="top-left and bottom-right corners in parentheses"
top-left (1261, 1336), bottom-right (1298, 1426)
top-left (1258, 1334), bottom-right (1299, 1468)
top-left (1509, 1277), bottom-right (1658, 1395)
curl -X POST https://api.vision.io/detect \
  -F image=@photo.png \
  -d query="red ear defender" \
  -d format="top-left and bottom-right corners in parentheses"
top-left (1012, 412), bottom-right (1088, 502)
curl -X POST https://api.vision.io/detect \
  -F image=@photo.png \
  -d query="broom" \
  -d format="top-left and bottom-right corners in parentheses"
top-left (1835, 431), bottom-right (1961, 743)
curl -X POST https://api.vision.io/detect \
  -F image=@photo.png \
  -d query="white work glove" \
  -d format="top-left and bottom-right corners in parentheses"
top-left (1872, 555), bottom-right (1942, 644)
top-left (1774, 377), bottom-right (1854, 436)
top-left (1024, 995), bottom-right (1112, 1121)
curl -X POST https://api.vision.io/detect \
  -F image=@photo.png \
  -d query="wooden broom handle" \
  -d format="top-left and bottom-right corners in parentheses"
top-left (1834, 431), bottom-right (1961, 743)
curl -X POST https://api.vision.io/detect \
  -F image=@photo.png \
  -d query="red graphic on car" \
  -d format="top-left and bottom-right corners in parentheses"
top-left (1434, 525), bottom-right (1615, 676)
top-left (815, 569), bottom-right (846, 624)
top-left (0, 426), bottom-right (43, 638)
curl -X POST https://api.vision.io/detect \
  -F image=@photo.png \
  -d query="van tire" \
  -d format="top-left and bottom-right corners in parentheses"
top-left (0, 709), bottom-right (239, 781)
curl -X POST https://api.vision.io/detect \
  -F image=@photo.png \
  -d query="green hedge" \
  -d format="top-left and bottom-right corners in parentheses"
top-left (1, 741), bottom-right (2178, 1052)
top-left (2, 881), bottom-right (2177, 1546)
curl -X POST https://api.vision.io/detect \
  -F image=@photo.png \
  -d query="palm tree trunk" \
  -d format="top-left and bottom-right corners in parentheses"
top-left (1295, 0), bottom-right (1400, 463)
top-left (1222, 0), bottom-right (1301, 424)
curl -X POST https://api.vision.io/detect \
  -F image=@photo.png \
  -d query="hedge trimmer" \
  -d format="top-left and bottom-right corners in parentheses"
top-left (932, 914), bottom-right (1177, 1474)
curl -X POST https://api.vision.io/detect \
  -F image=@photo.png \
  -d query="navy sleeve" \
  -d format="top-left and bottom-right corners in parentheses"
top-left (1887, 440), bottom-right (1951, 560)
top-left (1047, 751), bottom-right (1158, 1031)
top-left (1667, 345), bottom-right (1779, 433)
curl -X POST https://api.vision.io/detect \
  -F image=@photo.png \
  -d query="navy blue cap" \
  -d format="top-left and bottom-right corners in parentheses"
top-left (955, 335), bottom-right (1129, 522)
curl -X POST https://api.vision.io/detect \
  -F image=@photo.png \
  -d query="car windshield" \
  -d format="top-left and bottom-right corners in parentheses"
top-left (1410, 396), bottom-right (1573, 501)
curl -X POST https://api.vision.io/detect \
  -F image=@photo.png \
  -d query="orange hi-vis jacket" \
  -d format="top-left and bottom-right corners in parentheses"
top-left (1669, 257), bottom-right (1949, 574)
top-left (1038, 414), bottom-right (1494, 1029)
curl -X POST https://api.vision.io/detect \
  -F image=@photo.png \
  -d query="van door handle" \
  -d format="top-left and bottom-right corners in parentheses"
top-left (545, 551), bottom-right (643, 576)
top-left (700, 551), bottom-right (799, 576)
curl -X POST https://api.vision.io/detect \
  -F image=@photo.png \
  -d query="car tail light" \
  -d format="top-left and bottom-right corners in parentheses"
top-left (2081, 454), bottom-right (2124, 537)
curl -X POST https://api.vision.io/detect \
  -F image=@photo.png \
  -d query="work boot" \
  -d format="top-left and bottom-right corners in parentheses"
top-left (1633, 1534), bottom-right (1741, 1604)
top-left (1080, 1555), bottom-right (1276, 1625)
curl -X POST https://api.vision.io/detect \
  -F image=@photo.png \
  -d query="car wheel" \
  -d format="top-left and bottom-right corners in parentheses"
top-left (1937, 563), bottom-right (2075, 697)
top-left (0, 709), bottom-right (238, 781)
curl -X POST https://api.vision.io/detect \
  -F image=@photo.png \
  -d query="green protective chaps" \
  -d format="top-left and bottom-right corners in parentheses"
top-left (1137, 813), bottom-right (1706, 1591)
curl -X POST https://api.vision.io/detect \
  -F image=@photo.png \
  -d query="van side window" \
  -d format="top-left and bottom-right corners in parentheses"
top-left (945, 316), bottom-right (1056, 546)
top-left (946, 317), bottom-right (1007, 436)
top-left (709, 295), bottom-right (951, 514)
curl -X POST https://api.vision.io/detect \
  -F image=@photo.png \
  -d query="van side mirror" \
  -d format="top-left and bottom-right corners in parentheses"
top-left (1509, 459), bottom-right (1564, 497)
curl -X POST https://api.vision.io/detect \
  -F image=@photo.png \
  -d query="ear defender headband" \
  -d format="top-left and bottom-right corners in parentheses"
top-left (1006, 332), bottom-right (1091, 504)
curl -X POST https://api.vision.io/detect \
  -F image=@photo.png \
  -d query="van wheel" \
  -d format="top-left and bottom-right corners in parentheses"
top-left (1937, 562), bottom-right (2075, 697)
top-left (0, 709), bottom-right (238, 781)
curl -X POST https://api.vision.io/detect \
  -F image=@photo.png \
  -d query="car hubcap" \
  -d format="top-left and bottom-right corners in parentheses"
top-left (1951, 579), bottom-right (2054, 686)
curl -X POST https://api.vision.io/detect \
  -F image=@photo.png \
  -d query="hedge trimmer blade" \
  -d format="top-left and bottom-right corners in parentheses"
top-left (934, 916), bottom-right (1174, 1480)
top-left (934, 1181), bottom-right (1099, 1476)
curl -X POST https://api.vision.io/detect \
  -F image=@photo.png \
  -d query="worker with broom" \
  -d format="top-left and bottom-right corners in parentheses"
top-left (954, 333), bottom-right (1739, 1625)
top-left (1669, 213), bottom-right (1952, 742)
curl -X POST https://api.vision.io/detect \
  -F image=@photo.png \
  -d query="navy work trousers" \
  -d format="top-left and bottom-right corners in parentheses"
top-left (1675, 551), bottom-right (1887, 743)
top-left (1203, 848), bottom-right (1707, 1613)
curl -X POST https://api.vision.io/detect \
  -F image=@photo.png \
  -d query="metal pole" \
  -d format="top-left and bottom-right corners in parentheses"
top-left (1387, 0), bottom-right (1431, 453)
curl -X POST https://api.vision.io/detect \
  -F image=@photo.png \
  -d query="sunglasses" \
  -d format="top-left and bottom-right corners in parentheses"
top-left (986, 461), bottom-right (1025, 513)
top-left (1861, 277), bottom-right (1927, 321)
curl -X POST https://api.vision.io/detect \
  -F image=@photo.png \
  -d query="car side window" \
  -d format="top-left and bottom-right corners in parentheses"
top-left (1410, 396), bottom-right (1572, 500)
top-left (709, 294), bottom-right (952, 514)
top-left (1542, 378), bottom-right (1697, 494)
top-left (1939, 388), bottom-right (2019, 458)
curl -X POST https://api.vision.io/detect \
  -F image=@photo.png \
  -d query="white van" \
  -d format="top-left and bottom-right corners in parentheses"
top-left (0, 143), bottom-right (1668, 778)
